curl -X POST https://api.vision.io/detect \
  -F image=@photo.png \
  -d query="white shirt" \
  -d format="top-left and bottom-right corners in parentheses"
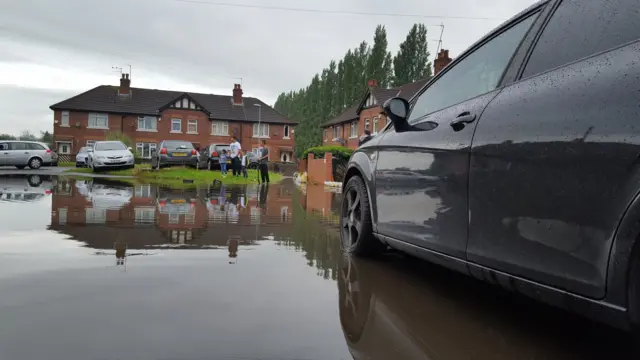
top-left (241, 155), bottom-right (247, 166)
top-left (229, 141), bottom-right (241, 158)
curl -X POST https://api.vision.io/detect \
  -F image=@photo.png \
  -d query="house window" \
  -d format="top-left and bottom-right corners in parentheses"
top-left (169, 213), bottom-right (180, 224)
top-left (187, 119), bottom-right (198, 133)
top-left (134, 207), bottom-right (155, 224)
top-left (333, 125), bottom-right (341, 140)
top-left (373, 117), bottom-right (379, 134)
top-left (250, 206), bottom-right (261, 224)
top-left (88, 113), bottom-right (108, 129)
top-left (365, 118), bottom-right (370, 130)
top-left (185, 213), bottom-right (195, 224)
top-left (365, 95), bottom-right (376, 107)
top-left (85, 208), bottom-right (106, 224)
top-left (174, 100), bottom-right (181, 107)
top-left (182, 98), bottom-right (189, 108)
top-left (171, 118), bottom-right (182, 132)
top-left (86, 140), bottom-right (96, 148)
top-left (135, 185), bottom-right (152, 198)
top-left (137, 116), bottom-right (157, 131)
top-left (189, 101), bottom-right (196, 109)
top-left (281, 206), bottom-right (289, 223)
top-left (136, 142), bottom-right (157, 158)
top-left (60, 144), bottom-right (69, 154)
top-left (61, 111), bottom-right (69, 126)
top-left (350, 122), bottom-right (357, 138)
top-left (211, 121), bottom-right (228, 136)
top-left (58, 208), bottom-right (68, 225)
top-left (253, 123), bottom-right (269, 137)
top-left (283, 125), bottom-right (290, 138)
top-left (324, 129), bottom-right (328, 141)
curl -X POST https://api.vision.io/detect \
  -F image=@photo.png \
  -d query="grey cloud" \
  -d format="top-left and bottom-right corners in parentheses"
top-left (1, 0), bottom-right (537, 135)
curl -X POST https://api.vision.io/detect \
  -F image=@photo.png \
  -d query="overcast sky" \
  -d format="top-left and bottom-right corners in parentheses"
top-left (0, 0), bottom-right (536, 136)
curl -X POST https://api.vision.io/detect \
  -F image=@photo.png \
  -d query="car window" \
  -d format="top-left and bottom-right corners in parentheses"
top-left (408, 12), bottom-right (539, 123)
top-left (27, 143), bottom-right (45, 150)
top-left (95, 142), bottom-right (126, 151)
top-left (522, 0), bottom-right (640, 78)
top-left (78, 147), bottom-right (87, 153)
top-left (0, 143), bottom-right (8, 151)
top-left (11, 142), bottom-right (27, 150)
top-left (164, 141), bottom-right (193, 150)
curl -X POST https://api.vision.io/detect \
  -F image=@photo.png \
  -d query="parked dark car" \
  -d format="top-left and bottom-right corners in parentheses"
top-left (341, 0), bottom-right (640, 331)
top-left (151, 140), bottom-right (198, 169)
top-left (198, 143), bottom-right (259, 170)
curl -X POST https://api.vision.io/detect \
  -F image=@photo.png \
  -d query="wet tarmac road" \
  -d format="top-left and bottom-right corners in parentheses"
top-left (0, 175), bottom-right (637, 359)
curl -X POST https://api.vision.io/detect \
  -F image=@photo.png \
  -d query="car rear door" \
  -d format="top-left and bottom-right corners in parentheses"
top-left (373, 9), bottom-right (543, 261)
top-left (8, 142), bottom-right (29, 166)
top-left (466, 0), bottom-right (640, 299)
top-left (0, 142), bottom-right (9, 166)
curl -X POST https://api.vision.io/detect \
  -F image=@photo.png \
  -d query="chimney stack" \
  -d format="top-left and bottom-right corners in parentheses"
top-left (434, 49), bottom-right (452, 76)
top-left (119, 73), bottom-right (131, 95)
top-left (232, 84), bottom-right (243, 105)
top-left (367, 79), bottom-right (378, 88)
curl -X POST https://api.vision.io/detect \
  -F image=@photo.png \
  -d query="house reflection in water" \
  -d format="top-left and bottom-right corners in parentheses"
top-left (298, 183), bottom-right (342, 225)
top-left (49, 178), bottom-right (295, 251)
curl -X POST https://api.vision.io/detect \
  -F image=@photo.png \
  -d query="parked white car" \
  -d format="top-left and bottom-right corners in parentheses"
top-left (87, 141), bottom-right (135, 172)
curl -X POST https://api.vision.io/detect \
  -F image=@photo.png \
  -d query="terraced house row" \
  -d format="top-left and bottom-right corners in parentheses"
top-left (50, 75), bottom-right (297, 162)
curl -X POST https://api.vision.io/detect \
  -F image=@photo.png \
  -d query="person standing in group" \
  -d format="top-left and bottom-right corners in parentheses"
top-left (219, 149), bottom-right (228, 177)
top-left (229, 136), bottom-right (242, 177)
top-left (258, 140), bottom-right (270, 184)
top-left (240, 150), bottom-right (248, 179)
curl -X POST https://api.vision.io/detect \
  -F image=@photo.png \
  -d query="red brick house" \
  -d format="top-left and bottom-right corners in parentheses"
top-left (50, 75), bottom-right (297, 162)
top-left (322, 49), bottom-right (453, 149)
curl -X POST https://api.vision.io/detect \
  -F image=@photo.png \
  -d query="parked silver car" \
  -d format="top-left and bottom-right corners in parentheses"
top-left (0, 141), bottom-right (56, 169)
top-left (75, 146), bottom-right (92, 167)
top-left (87, 141), bottom-right (135, 172)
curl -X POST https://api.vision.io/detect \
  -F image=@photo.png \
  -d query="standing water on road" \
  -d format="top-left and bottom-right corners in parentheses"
top-left (0, 175), bottom-right (636, 359)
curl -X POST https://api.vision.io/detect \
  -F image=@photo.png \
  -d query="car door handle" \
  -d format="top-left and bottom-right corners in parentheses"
top-left (450, 112), bottom-right (477, 131)
top-left (24, 152), bottom-right (29, 154)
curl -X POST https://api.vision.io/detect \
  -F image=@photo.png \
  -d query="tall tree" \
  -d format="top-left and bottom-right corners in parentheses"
top-left (366, 25), bottom-right (393, 88)
top-left (0, 134), bottom-right (16, 140)
top-left (19, 130), bottom-right (37, 141)
top-left (393, 24), bottom-right (432, 86)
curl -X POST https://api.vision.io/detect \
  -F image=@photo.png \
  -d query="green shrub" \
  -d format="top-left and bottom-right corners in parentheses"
top-left (105, 131), bottom-right (133, 148)
top-left (302, 146), bottom-right (353, 161)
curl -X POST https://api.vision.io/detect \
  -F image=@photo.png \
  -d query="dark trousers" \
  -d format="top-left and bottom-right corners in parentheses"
top-left (259, 163), bottom-right (270, 183)
top-left (231, 157), bottom-right (240, 176)
top-left (241, 165), bottom-right (248, 178)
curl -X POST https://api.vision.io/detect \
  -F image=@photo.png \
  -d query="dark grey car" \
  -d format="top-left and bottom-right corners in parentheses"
top-left (151, 140), bottom-right (198, 169)
top-left (341, 0), bottom-right (640, 331)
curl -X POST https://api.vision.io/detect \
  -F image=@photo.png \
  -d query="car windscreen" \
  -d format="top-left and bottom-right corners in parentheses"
top-left (95, 142), bottom-right (126, 151)
top-left (164, 141), bottom-right (193, 150)
top-left (78, 147), bottom-right (88, 153)
top-left (214, 145), bottom-right (230, 152)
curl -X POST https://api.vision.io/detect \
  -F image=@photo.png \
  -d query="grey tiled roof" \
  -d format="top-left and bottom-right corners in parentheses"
top-left (50, 86), bottom-right (296, 125)
top-left (322, 104), bottom-right (360, 126)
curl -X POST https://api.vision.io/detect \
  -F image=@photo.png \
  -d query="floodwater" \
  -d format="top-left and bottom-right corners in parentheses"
top-left (0, 175), bottom-right (636, 360)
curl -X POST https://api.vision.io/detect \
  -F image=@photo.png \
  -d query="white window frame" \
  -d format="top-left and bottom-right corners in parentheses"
top-left (86, 140), bottom-right (96, 148)
top-left (350, 122), bottom-right (357, 138)
top-left (171, 118), bottom-right (182, 133)
top-left (60, 144), bottom-right (70, 154)
top-left (324, 129), bottom-right (328, 141)
top-left (169, 213), bottom-right (180, 224)
top-left (135, 185), bottom-right (152, 198)
top-left (137, 116), bottom-right (157, 132)
top-left (85, 208), bottom-right (107, 224)
top-left (333, 125), bottom-right (341, 140)
top-left (185, 213), bottom-right (195, 224)
top-left (373, 116), bottom-right (379, 134)
top-left (281, 206), bottom-right (289, 223)
top-left (283, 125), bottom-right (290, 139)
top-left (250, 206), bottom-right (261, 224)
top-left (88, 113), bottom-right (109, 129)
top-left (60, 111), bottom-right (69, 127)
top-left (211, 121), bottom-right (229, 136)
top-left (134, 207), bottom-right (156, 224)
top-left (182, 98), bottom-right (189, 108)
top-left (253, 123), bottom-right (269, 138)
top-left (187, 119), bottom-right (198, 134)
top-left (365, 118), bottom-right (370, 131)
top-left (136, 142), bottom-right (157, 159)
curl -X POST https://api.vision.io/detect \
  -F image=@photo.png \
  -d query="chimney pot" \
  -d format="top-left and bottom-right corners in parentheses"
top-left (434, 48), bottom-right (453, 76)
top-left (232, 84), bottom-right (243, 105)
top-left (119, 73), bottom-right (131, 95)
top-left (367, 79), bottom-right (378, 88)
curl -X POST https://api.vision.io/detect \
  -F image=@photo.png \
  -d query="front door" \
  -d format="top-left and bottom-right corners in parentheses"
top-left (374, 10), bottom-right (540, 260)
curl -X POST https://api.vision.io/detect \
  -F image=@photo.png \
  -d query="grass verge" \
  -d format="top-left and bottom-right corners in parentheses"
top-left (64, 164), bottom-right (283, 188)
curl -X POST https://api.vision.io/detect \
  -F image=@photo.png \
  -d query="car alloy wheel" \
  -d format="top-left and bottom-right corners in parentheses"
top-left (29, 158), bottom-right (42, 169)
top-left (340, 176), bottom-right (383, 256)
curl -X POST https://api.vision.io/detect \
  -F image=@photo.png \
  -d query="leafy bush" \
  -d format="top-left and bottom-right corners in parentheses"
top-left (302, 146), bottom-right (353, 161)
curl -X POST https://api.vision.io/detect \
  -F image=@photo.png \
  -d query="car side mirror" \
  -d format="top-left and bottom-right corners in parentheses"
top-left (383, 97), bottom-right (410, 132)
top-left (127, 147), bottom-right (132, 151)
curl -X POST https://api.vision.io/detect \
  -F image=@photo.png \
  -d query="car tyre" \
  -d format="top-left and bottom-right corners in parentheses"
top-left (28, 157), bottom-right (42, 170)
top-left (340, 175), bottom-right (384, 256)
top-left (27, 175), bottom-right (42, 187)
top-left (629, 246), bottom-right (640, 334)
